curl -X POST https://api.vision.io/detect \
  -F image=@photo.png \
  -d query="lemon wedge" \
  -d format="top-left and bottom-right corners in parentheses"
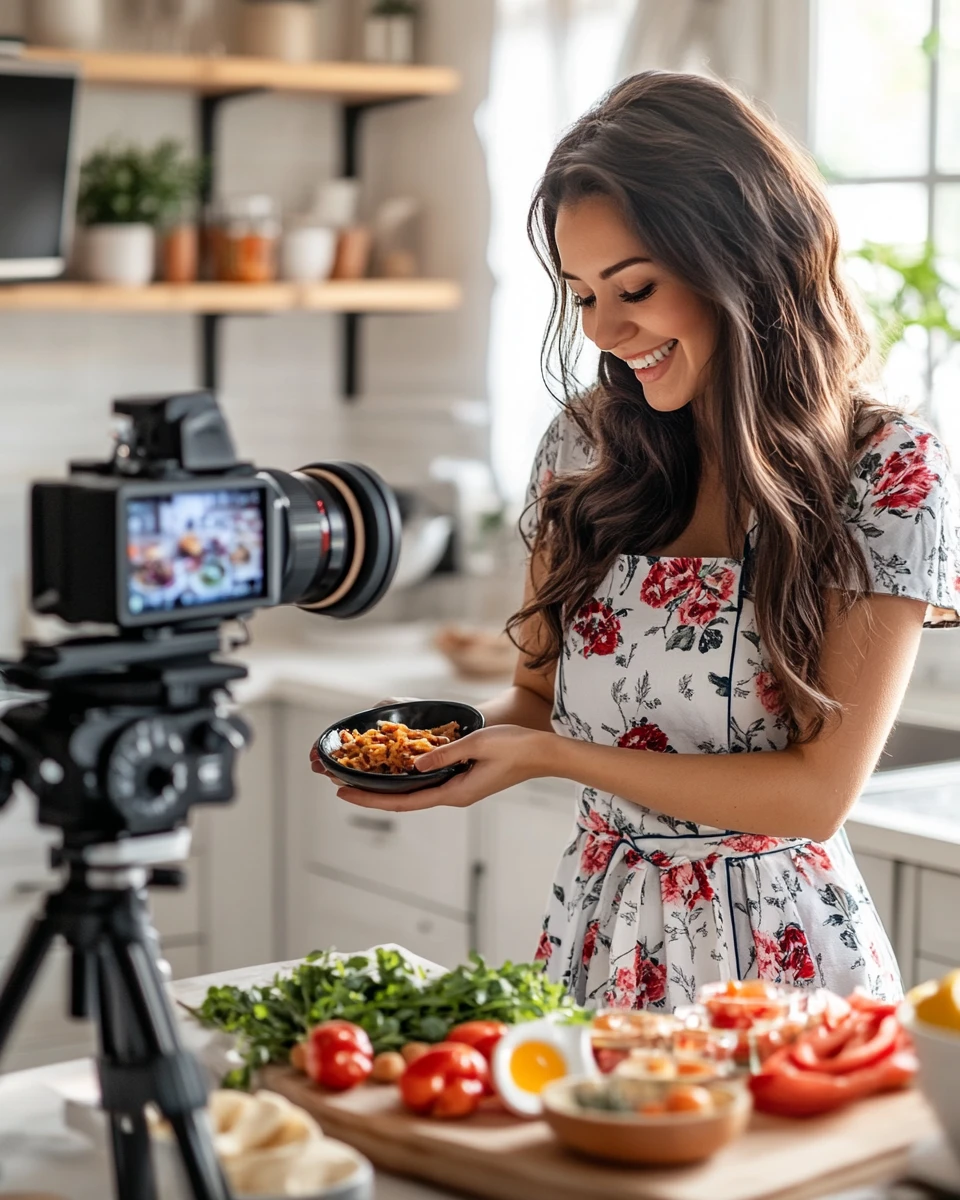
top-left (914, 969), bottom-right (960, 1032)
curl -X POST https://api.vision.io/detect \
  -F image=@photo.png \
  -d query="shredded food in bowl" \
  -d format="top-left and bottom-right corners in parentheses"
top-left (331, 720), bottom-right (461, 775)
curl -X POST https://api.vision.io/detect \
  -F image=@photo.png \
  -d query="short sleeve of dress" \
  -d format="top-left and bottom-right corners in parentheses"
top-left (520, 410), bottom-right (587, 544)
top-left (844, 417), bottom-right (960, 627)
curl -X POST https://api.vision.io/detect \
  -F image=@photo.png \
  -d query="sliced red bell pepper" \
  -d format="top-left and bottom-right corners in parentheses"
top-left (751, 1044), bottom-right (917, 1118)
top-left (791, 1013), bottom-right (899, 1075)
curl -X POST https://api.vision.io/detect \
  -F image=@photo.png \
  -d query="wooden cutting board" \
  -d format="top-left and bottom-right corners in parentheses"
top-left (262, 1066), bottom-right (941, 1200)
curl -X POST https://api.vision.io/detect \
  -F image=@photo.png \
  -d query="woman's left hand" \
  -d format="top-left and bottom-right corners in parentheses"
top-left (333, 725), bottom-right (554, 812)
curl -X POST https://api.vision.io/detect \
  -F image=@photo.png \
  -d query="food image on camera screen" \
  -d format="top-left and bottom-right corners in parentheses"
top-left (126, 488), bottom-right (266, 615)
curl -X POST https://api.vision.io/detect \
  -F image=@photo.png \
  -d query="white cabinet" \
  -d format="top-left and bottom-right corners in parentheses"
top-left (302, 870), bottom-right (469, 970)
top-left (853, 851), bottom-right (896, 936)
top-left (478, 781), bottom-right (577, 965)
top-left (917, 868), bottom-right (960, 965)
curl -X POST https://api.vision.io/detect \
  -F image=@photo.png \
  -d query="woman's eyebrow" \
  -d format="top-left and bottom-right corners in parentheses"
top-left (561, 256), bottom-right (651, 282)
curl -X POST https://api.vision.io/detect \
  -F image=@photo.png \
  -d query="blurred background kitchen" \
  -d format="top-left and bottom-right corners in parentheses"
top-left (2, 0), bottom-right (960, 1073)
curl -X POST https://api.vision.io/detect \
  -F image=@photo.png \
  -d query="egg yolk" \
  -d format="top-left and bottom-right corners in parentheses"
top-left (509, 1040), bottom-right (567, 1093)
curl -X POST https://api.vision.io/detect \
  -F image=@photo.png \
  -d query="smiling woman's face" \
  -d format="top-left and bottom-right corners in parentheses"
top-left (555, 195), bottom-right (717, 413)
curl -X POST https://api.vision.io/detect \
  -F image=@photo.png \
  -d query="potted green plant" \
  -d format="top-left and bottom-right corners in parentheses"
top-left (77, 140), bottom-right (203, 286)
top-left (364, 0), bottom-right (417, 64)
top-left (848, 240), bottom-right (960, 365)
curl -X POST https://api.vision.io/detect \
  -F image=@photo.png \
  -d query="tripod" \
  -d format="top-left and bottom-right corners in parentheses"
top-left (0, 828), bottom-right (232, 1200)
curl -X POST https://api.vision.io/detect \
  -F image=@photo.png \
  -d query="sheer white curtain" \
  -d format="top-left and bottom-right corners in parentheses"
top-left (480, 0), bottom-right (783, 506)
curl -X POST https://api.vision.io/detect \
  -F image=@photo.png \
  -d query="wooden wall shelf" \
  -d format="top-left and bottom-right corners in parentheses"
top-left (21, 47), bottom-right (460, 103)
top-left (0, 280), bottom-right (463, 315)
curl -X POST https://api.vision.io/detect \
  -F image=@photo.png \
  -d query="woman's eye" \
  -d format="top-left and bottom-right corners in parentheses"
top-left (571, 293), bottom-right (595, 309)
top-left (620, 283), bottom-right (656, 303)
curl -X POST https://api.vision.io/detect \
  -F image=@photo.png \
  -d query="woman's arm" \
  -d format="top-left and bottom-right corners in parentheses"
top-left (334, 591), bottom-right (925, 842)
top-left (479, 553), bottom-right (557, 734)
top-left (545, 592), bottom-right (926, 841)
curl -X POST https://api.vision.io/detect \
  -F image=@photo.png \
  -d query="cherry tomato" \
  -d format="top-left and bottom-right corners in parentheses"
top-left (399, 1042), bottom-right (490, 1118)
top-left (593, 1047), bottom-right (629, 1075)
top-left (310, 1045), bottom-right (374, 1091)
top-left (446, 1021), bottom-right (508, 1064)
top-left (433, 1077), bottom-right (487, 1118)
top-left (308, 1020), bottom-right (373, 1057)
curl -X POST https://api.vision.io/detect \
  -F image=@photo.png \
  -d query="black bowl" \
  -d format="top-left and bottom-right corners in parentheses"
top-left (315, 700), bottom-right (485, 794)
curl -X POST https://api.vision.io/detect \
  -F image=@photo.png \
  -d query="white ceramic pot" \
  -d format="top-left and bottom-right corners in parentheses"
top-left (280, 225), bottom-right (337, 281)
top-left (899, 997), bottom-right (960, 1161)
top-left (81, 224), bottom-right (156, 286)
top-left (26, 0), bottom-right (105, 48)
top-left (241, 1), bottom-right (316, 62)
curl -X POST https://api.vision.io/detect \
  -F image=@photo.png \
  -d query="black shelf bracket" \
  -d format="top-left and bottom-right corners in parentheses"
top-left (196, 90), bottom-right (424, 401)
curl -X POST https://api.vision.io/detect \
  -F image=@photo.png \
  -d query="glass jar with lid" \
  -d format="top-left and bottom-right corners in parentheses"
top-left (218, 195), bottom-right (281, 283)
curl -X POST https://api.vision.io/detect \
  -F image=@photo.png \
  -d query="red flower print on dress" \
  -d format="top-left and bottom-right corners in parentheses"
top-left (658, 855), bottom-right (719, 911)
top-left (634, 946), bottom-right (667, 1005)
top-left (753, 929), bottom-right (781, 980)
top-left (534, 928), bottom-right (552, 962)
top-left (582, 919), bottom-right (600, 967)
top-left (615, 966), bottom-right (636, 993)
top-left (618, 720), bottom-right (672, 753)
top-left (779, 923), bottom-right (816, 984)
top-left (579, 808), bottom-right (621, 876)
top-left (701, 562), bottom-right (736, 601)
top-left (872, 438), bottom-right (938, 513)
top-left (649, 850), bottom-right (672, 869)
top-left (573, 599), bottom-right (623, 657)
top-left (793, 841), bottom-right (834, 884)
top-left (754, 670), bottom-right (784, 716)
top-left (722, 833), bottom-right (782, 854)
top-left (677, 590), bottom-right (721, 627)
top-left (640, 558), bottom-right (699, 608)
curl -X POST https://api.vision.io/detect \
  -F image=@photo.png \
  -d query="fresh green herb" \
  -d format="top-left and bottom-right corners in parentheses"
top-left (187, 947), bottom-right (588, 1089)
top-left (78, 139), bottom-right (205, 227)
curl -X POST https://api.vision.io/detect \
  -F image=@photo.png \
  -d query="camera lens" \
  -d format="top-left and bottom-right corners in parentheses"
top-left (262, 463), bottom-right (401, 619)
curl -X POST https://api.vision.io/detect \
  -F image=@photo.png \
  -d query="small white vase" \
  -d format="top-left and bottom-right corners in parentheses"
top-left (82, 224), bottom-right (156, 286)
top-left (26, 0), bottom-right (105, 49)
top-left (280, 225), bottom-right (337, 281)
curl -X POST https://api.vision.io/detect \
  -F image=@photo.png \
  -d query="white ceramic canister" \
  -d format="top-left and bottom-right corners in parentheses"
top-left (280, 224), bottom-right (337, 282)
top-left (26, 0), bottom-right (105, 48)
top-left (81, 224), bottom-right (156, 286)
top-left (240, 1), bottom-right (317, 62)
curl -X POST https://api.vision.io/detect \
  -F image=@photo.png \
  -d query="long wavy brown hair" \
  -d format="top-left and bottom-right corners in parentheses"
top-left (508, 71), bottom-right (894, 741)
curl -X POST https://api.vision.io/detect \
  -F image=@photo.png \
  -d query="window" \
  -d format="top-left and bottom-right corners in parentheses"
top-left (812, 0), bottom-right (960, 450)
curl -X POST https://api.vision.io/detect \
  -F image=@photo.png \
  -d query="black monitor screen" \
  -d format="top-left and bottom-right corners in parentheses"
top-left (125, 487), bottom-right (268, 617)
top-left (0, 70), bottom-right (75, 261)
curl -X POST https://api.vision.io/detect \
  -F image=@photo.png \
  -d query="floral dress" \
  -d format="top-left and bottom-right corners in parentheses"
top-left (527, 412), bottom-right (960, 1010)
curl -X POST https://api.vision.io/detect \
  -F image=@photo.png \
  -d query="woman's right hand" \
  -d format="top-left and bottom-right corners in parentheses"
top-left (309, 696), bottom-right (423, 775)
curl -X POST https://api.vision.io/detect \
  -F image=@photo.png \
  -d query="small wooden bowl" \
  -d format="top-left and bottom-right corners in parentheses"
top-left (541, 1075), bottom-right (751, 1166)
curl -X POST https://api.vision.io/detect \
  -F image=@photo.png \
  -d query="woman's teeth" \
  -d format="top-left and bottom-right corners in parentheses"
top-left (626, 339), bottom-right (678, 370)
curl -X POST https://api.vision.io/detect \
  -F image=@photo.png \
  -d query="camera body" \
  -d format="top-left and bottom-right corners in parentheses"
top-left (30, 391), bottom-right (401, 629)
top-left (0, 390), bottom-right (401, 842)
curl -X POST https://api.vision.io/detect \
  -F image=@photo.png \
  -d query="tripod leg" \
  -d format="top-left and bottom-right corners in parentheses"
top-left (104, 909), bottom-right (230, 1200)
top-left (93, 946), bottom-right (158, 1200)
top-left (0, 914), bottom-right (56, 1056)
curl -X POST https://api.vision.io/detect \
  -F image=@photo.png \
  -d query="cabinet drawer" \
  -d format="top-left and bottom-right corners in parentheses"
top-left (163, 941), bottom-right (204, 981)
top-left (854, 852), bottom-right (896, 936)
top-left (306, 773), bottom-right (472, 915)
top-left (918, 868), bottom-right (960, 962)
top-left (149, 856), bottom-right (202, 942)
top-left (916, 956), bottom-right (955, 988)
top-left (300, 870), bottom-right (468, 970)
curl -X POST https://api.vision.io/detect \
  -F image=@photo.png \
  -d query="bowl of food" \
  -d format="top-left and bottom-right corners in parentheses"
top-left (315, 701), bottom-right (485, 794)
top-left (590, 1009), bottom-right (680, 1074)
top-left (900, 969), bottom-right (960, 1158)
top-left (541, 1073), bottom-right (751, 1166)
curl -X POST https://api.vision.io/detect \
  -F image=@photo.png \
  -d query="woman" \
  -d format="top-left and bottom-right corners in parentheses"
top-left (317, 72), bottom-right (960, 1009)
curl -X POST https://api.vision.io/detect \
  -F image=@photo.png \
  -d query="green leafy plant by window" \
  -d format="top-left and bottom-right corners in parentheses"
top-left (848, 240), bottom-right (960, 364)
top-left (77, 140), bottom-right (204, 227)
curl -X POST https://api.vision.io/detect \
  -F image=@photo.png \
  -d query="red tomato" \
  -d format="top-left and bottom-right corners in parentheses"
top-left (446, 1021), bottom-right (508, 1064)
top-left (433, 1077), bottom-right (487, 1118)
top-left (399, 1042), bottom-right (490, 1118)
top-left (307, 1020), bottom-right (373, 1057)
top-left (312, 1046), bottom-right (374, 1091)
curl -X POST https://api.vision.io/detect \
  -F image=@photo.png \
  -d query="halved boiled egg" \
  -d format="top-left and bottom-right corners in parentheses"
top-left (492, 1018), bottom-right (598, 1116)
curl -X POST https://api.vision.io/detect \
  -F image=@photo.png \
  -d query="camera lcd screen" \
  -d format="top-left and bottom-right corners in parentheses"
top-left (125, 487), bottom-right (268, 617)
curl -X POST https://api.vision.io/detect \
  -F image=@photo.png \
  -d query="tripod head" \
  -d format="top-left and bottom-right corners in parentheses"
top-left (0, 625), bottom-right (249, 846)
